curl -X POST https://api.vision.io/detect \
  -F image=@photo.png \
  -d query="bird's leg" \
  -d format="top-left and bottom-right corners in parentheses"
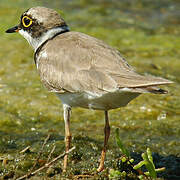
top-left (63, 104), bottom-right (72, 172)
top-left (97, 110), bottom-right (110, 172)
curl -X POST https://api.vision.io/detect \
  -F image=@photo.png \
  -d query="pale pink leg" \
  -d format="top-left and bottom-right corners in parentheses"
top-left (63, 104), bottom-right (72, 172)
top-left (97, 110), bottom-right (110, 172)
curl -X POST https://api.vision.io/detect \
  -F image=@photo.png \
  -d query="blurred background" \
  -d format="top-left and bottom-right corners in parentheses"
top-left (0, 0), bottom-right (179, 178)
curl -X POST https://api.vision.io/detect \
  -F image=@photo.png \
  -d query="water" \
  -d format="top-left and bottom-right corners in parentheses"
top-left (0, 0), bottom-right (179, 178)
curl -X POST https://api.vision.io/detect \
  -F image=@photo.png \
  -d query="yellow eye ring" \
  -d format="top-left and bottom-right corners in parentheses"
top-left (22, 16), bottom-right (33, 28)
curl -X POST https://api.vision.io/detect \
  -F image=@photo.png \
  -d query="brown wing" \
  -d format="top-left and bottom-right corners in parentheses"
top-left (36, 31), bottom-right (172, 95)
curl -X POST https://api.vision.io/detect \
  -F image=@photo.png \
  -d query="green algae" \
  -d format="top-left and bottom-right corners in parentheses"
top-left (0, 0), bottom-right (179, 179)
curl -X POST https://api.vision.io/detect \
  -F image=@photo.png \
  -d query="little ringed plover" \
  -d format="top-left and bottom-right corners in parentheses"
top-left (6, 7), bottom-right (173, 172)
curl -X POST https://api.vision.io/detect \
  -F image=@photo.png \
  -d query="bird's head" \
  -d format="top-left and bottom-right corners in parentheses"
top-left (6, 7), bottom-right (69, 50)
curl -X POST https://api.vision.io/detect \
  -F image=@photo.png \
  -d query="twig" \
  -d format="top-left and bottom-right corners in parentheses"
top-left (20, 146), bottom-right (31, 154)
top-left (31, 134), bottom-right (50, 171)
top-left (73, 174), bottom-right (93, 179)
top-left (16, 146), bottom-right (75, 180)
top-left (47, 145), bottom-right (56, 163)
top-left (46, 145), bottom-right (56, 174)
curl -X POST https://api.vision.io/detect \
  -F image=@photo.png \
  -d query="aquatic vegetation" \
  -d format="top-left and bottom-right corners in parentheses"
top-left (109, 129), bottom-right (165, 179)
top-left (0, 0), bottom-right (179, 179)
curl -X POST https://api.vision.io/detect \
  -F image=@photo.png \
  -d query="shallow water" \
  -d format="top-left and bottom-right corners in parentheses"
top-left (0, 0), bottom-right (180, 179)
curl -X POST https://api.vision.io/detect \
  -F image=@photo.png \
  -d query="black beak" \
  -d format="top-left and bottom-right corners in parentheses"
top-left (6, 25), bottom-right (20, 33)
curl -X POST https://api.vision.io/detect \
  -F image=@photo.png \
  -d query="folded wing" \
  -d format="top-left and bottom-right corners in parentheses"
top-left (36, 31), bottom-right (172, 95)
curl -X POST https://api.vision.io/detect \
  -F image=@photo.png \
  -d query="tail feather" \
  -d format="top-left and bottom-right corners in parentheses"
top-left (146, 87), bottom-right (168, 94)
top-left (120, 86), bottom-right (170, 94)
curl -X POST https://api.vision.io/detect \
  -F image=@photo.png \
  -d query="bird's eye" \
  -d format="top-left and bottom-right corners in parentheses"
top-left (22, 16), bottom-right (32, 28)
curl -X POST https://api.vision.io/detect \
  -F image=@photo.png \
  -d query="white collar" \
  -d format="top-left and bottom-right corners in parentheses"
top-left (19, 26), bottom-right (69, 51)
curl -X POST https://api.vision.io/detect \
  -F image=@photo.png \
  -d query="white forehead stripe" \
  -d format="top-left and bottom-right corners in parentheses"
top-left (26, 9), bottom-right (45, 23)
